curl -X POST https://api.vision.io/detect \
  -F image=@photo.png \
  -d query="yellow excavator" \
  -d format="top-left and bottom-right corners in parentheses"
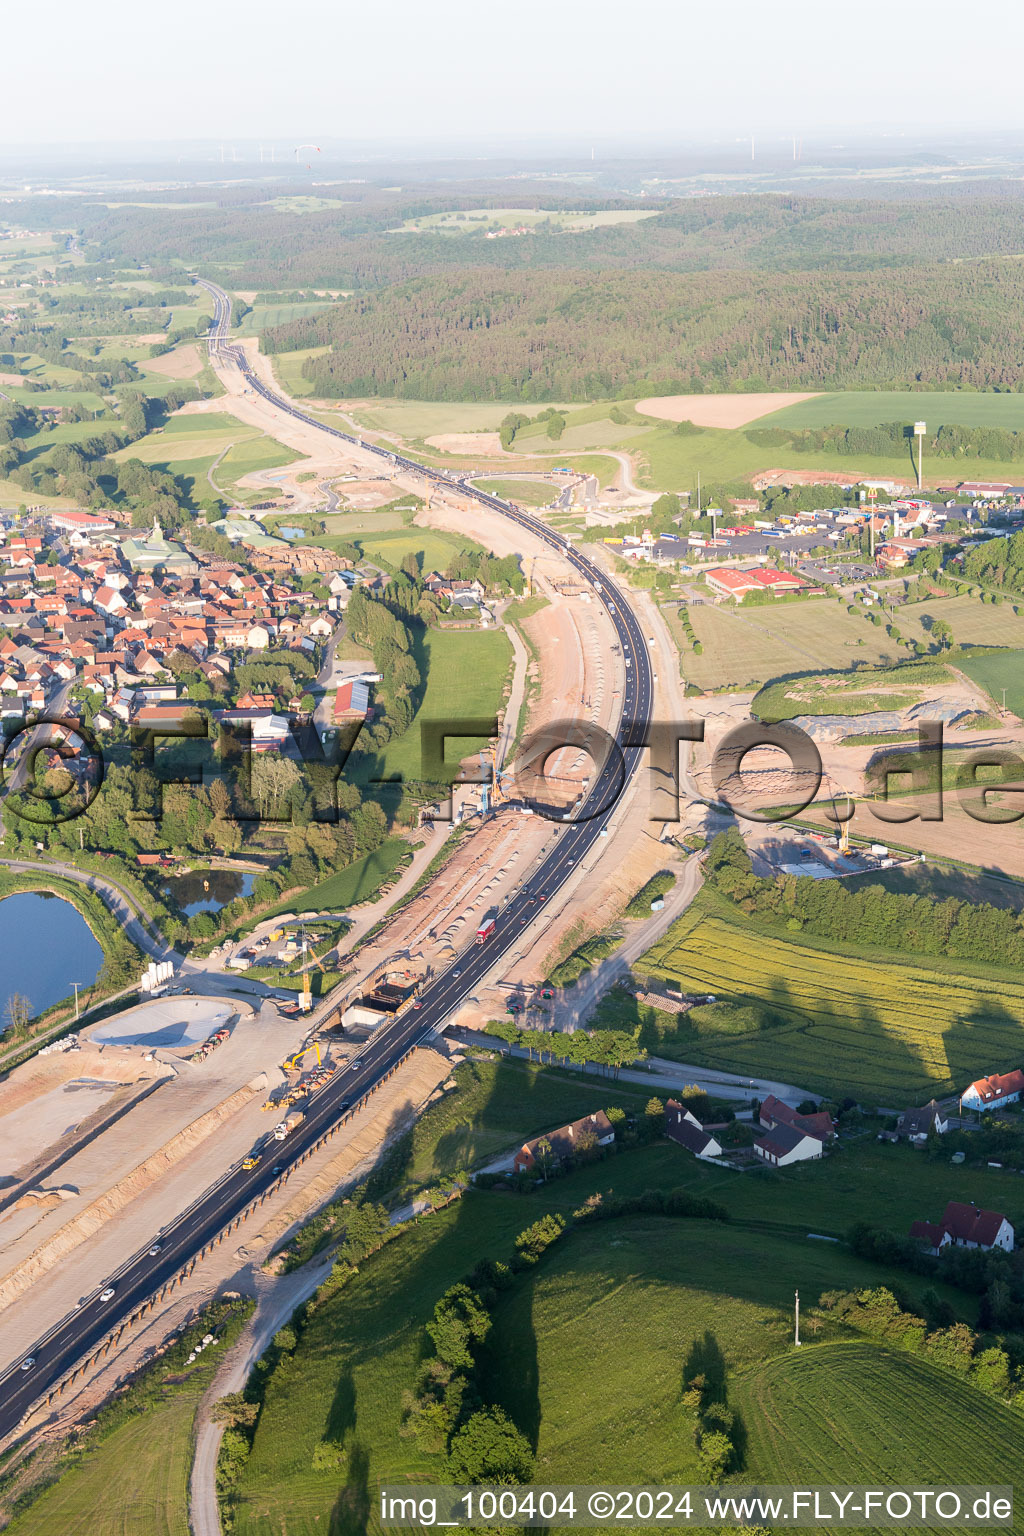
top-left (283, 1040), bottom-right (322, 1072)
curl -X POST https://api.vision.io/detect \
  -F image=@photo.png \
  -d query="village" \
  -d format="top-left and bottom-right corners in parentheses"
top-left (505, 1062), bottom-right (1024, 1262)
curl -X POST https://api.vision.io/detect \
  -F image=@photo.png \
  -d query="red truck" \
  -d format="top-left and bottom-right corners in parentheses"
top-left (475, 912), bottom-right (497, 945)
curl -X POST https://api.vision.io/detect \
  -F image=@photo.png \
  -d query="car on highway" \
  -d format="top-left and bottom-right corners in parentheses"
top-left (412, 999), bottom-right (422, 1009)
top-left (148, 1243), bottom-right (162, 1256)
top-left (99, 1287), bottom-right (116, 1303)
top-left (452, 969), bottom-right (462, 978)
top-left (20, 1357), bottom-right (35, 1371)
top-left (242, 1154), bottom-right (261, 1171)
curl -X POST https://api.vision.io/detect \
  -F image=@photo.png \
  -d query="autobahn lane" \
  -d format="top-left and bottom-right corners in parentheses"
top-left (0, 280), bottom-right (654, 1440)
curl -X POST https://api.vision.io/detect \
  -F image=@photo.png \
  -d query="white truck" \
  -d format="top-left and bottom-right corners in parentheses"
top-left (272, 1110), bottom-right (303, 1142)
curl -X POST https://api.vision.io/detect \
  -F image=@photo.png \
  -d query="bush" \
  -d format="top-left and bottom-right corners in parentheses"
top-left (446, 1408), bottom-right (535, 1484)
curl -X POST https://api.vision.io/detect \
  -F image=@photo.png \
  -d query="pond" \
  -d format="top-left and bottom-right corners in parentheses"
top-left (0, 891), bottom-right (104, 1025)
top-left (277, 525), bottom-right (309, 541)
top-left (162, 869), bottom-right (257, 917)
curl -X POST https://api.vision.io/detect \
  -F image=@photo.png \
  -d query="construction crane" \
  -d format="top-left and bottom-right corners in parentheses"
top-left (283, 1040), bottom-right (322, 1072)
top-left (826, 775), bottom-right (855, 856)
top-left (298, 925), bottom-right (334, 1013)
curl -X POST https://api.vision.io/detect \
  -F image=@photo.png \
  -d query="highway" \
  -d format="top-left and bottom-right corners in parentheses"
top-left (0, 278), bottom-right (655, 1440)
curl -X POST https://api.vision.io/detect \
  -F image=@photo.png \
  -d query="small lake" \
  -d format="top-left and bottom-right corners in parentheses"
top-left (162, 869), bottom-right (257, 916)
top-left (0, 892), bottom-right (104, 1025)
top-left (277, 525), bottom-right (308, 541)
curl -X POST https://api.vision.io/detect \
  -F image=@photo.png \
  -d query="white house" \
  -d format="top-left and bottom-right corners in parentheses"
top-left (92, 584), bottom-right (129, 616)
top-left (895, 1100), bottom-right (948, 1143)
top-left (754, 1122), bottom-right (824, 1167)
top-left (665, 1100), bottom-right (723, 1160)
top-left (961, 1070), bottom-right (1024, 1113)
top-left (911, 1201), bottom-right (1014, 1255)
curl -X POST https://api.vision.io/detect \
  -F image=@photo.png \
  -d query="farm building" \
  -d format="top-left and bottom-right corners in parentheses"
top-left (910, 1201), bottom-right (1014, 1255)
top-left (665, 1100), bottom-right (723, 1160)
top-left (513, 1111), bottom-right (615, 1173)
top-left (754, 1122), bottom-right (824, 1167)
top-left (961, 1069), bottom-right (1024, 1113)
top-left (334, 679), bottom-right (371, 722)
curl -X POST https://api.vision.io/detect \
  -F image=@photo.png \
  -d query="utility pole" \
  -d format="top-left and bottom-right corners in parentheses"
top-left (696, 472), bottom-right (701, 514)
top-left (914, 421), bottom-right (926, 491)
top-left (794, 1288), bottom-right (801, 1347)
top-left (71, 981), bottom-right (81, 1021)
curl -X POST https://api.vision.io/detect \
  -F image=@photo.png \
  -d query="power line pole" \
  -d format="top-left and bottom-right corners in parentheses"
top-left (794, 1288), bottom-right (801, 1347)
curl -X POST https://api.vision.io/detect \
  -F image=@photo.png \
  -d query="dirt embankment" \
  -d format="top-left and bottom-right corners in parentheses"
top-left (0, 1077), bottom-right (268, 1314)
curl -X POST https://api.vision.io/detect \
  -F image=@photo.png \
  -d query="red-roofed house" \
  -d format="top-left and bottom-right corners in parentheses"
top-left (911, 1201), bottom-right (1014, 1255)
top-left (759, 1095), bottom-right (836, 1143)
top-left (961, 1070), bottom-right (1024, 1113)
top-left (513, 1111), bottom-right (615, 1173)
top-left (754, 1094), bottom-right (835, 1167)
top-left (754, 1122), bottom-right (824, 1166)
top-left (93, 585), bottom-right (129, 616)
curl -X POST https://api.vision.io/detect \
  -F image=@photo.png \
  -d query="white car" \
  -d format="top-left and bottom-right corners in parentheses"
top-left (20, 1357), bottom-right (35, 1371)
top-left (148, 1244), bottom-right (162, 1256)
top-left (453, 969), bottom-right (462, 978)
top-left (99, 1287), bottom-right (116, 1302)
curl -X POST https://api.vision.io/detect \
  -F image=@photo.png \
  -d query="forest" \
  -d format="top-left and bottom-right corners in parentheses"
top-left (264, 262), bottom-right (1024, 400)
top-left (60, 189), bottom-right (1024, 288)
top-left (15, 189), bottom-right (1024, 401)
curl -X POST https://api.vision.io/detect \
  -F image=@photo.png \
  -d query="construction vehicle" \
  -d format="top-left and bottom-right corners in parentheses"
top-left (283, 1041), bottom-right (322, 1072)
top-left (242, 1152), bottom-right (262, 1171)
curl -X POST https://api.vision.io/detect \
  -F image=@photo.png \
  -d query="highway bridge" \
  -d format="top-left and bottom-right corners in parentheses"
top-left (0, 280), bottom-right (655, 1440)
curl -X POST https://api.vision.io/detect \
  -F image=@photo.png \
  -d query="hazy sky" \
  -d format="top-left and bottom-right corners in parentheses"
top-left (9, 0), bottom-right (1024, 148)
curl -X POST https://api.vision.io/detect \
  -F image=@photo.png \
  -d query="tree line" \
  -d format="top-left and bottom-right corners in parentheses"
top-left (707, 828), bottom-right (1024, 972)
top-left (749, 420), bottom-right (1024, 463)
